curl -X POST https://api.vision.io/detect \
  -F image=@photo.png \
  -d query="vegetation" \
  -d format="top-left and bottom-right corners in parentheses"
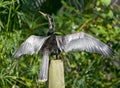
top-left (0, 0), bottom-right (120, 88)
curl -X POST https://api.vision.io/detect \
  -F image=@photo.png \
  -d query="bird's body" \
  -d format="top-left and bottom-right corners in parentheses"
top-left (13, 11), bottom-right (114, 82)
top-left (41, 34), bottom-right (60, 56)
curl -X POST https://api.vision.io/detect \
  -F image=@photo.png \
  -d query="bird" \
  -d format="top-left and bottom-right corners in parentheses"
top-left (13, 11), bottom-right (114, 82)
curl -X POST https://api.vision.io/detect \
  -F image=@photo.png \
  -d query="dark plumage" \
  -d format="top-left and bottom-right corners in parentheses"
top-left (13, 11), bottom-right (114, 82)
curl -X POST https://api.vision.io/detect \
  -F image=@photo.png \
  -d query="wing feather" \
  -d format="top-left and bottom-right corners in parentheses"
top-left (13, 35), bottom-right (49, 58)
top-left (56, 32), bottom-right (114, 57)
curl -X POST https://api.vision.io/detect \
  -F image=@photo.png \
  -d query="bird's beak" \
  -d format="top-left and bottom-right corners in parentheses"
top-left (39, 11), bottom-right (47, 17)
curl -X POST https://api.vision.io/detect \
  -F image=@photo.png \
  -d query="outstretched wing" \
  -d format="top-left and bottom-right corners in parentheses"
top-left (56, 32), bottom-right (114, 57)
top-left (13, 35), bottom-right (49, 58)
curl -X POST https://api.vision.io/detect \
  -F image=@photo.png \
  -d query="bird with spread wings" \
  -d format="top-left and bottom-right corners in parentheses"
top-left (13, 11), bottom-right (114, 82)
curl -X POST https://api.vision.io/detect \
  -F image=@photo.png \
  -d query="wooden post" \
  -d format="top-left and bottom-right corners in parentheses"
top-left (49, 60), bottom-right (65, 88)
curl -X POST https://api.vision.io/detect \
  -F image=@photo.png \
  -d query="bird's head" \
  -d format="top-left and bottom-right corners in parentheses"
top-left (39, 11), bottom-right (49, 18)
top-left (39, 11), bottom-right (55, 35)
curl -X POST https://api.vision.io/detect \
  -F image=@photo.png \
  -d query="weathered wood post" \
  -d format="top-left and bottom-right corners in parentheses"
top-left (49, 60), bottom-right (65, 88)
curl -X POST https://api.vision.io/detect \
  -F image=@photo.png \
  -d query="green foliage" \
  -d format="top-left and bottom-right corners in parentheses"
top-left (0, 0), bottom-right (120, 88)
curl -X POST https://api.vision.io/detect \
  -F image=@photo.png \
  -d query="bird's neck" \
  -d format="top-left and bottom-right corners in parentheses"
top-left (46, 14), bottom-right (55, 36)
top-left (47, 31), bottom-right (54, 36)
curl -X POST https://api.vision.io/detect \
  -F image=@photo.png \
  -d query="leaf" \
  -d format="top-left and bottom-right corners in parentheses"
top-left (107, 10), bottom-right (114, 18)
top-left (0, 20), bottom-right (4, 29)
top-left (101, 0), bottom-right (111, 6)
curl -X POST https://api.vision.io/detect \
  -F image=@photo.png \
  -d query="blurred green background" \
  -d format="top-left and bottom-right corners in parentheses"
top-left (0, 0), bottom-right (120, 88)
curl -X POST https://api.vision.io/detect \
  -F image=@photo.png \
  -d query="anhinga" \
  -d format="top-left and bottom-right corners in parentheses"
top-left (13, 11), bottom-right (114, 82)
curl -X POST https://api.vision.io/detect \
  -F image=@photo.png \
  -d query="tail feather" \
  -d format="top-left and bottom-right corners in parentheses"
top-left (38, 50), bottom-right (50, 82)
